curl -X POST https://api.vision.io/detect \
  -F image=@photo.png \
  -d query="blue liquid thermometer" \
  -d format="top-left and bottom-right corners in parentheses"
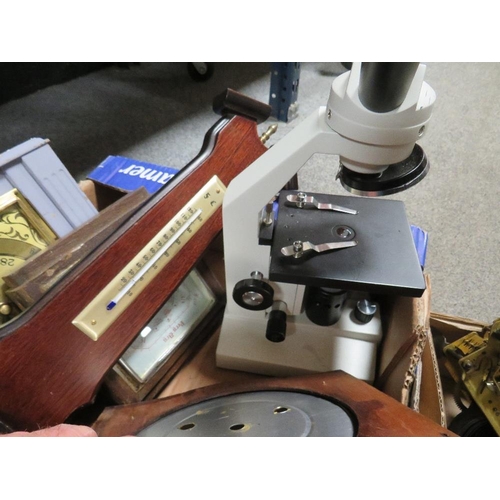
top-left (106, 208), bottom-right (202, 310)
top-left (72, 175), bottom-right (226, 341)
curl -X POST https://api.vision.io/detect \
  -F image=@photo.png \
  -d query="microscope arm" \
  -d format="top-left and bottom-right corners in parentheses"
top-left (223, 106), bottom-right (343, 316)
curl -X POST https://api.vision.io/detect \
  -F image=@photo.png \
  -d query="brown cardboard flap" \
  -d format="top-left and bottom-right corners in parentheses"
top-left (78, 180), bottom-right (99, 209)
top-left (376, 274), bottom-right (446, 426)
top-left (376, 274), bottom-right (431, 393)
top-left (430, 312), bottom-right (488, 344)
top-left (78, 179), bottom-right (126, 211)
top-left (419, 329), bottom-right (446, 426)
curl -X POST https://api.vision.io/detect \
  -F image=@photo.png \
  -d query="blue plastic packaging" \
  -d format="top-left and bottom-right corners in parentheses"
top-left (88, 155), bottom-right (179, 194)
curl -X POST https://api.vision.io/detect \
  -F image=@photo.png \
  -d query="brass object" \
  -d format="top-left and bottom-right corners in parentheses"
top-left (260, 124), bottom-right (278, 144)
top-left (0, 304), bottom-right (11, 316)
top-left (0, 189), bottom-right (56, 323)
top-left (444, 318), bottom-right (500, 435)
top-left (72, 175), bottom-right (226, 341)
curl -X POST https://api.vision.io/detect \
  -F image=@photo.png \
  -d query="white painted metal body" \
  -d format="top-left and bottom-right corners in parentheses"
top-left (216, 63), bottom-right (435, 381)
top-left (217, 298), bottom-right (383, 382)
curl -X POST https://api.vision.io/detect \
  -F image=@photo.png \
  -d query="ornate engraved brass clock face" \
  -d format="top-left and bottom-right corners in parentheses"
top-left (0, 190), bottom-right (56, 323)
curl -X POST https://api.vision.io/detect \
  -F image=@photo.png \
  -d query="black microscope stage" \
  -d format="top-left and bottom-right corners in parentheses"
top-left (269, 190), bottom-right (426, 297)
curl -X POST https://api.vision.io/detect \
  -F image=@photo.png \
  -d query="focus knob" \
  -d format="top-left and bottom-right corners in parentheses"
top-left (354, 299), bottom-right (377, 324)
top-left (266, 301), bottom-right (287, 343)
top-left (233, 278), bottom-right (274, 311)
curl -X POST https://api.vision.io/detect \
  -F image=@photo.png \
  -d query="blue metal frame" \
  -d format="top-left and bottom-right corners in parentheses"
top-left (269, 62), bottom-right (301, 122)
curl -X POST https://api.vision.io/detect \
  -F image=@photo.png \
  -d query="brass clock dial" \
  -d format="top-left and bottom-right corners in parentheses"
top-left (0, 189), bottom-right (56, 323)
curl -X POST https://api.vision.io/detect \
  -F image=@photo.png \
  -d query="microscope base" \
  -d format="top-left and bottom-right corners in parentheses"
top-left (216, 300), bottom-right (383, 383)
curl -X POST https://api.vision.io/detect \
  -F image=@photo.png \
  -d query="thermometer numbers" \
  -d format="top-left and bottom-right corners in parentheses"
top-left (72, 175), bottom-right (226, 341)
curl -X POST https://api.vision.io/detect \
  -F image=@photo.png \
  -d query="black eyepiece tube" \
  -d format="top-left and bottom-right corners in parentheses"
top-left (358, 62), bottom-right (420, 113)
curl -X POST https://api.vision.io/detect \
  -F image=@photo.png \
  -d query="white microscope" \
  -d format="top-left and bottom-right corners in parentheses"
top-left (216, 63), bottom-right (436, 383)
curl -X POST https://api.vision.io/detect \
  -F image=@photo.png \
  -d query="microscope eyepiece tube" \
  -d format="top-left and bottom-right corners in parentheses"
top-left (358, 62), bottom-right (420, 113)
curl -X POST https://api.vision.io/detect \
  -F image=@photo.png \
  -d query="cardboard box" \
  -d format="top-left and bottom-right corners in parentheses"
top-left (82, 156), bottom-right (178, 211)
top-left (376, 275), bottom-right (446, 426)
top-left (88, 155), bottom-right (178, 195)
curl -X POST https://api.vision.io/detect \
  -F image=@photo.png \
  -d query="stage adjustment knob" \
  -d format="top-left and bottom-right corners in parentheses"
top-left (233, 278), bottom-right (274, 311)
top-left (266, 301), bottom-right (287, 343)
top-left (355, 299), bottom-right (377, 323)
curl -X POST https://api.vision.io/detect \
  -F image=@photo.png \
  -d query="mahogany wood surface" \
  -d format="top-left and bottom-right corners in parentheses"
top-left (0, 113), bottom-right (268, 431)
top-left (93, 370), bottom-right (456, 437)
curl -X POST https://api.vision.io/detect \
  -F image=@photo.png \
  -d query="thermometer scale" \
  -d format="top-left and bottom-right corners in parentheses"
top-left (106, 207), bottom-right (202, 311)
top-left (72, 175), bottom-right (226, 341)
